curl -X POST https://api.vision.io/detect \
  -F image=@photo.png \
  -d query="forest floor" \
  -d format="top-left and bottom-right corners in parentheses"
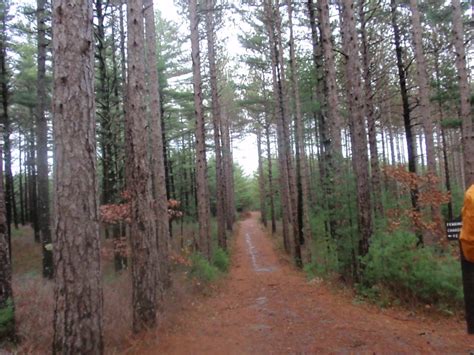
top-left (137, 211), bottom-right (474, 354)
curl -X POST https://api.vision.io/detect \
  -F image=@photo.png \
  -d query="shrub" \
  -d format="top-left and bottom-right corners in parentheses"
top-left (0, 297), bottom-right (14, 338)
top-left (360, 230), bottom-right (463, 309)
top-left (212, 248), bottom-right (230, 272)
top-left (189, 253), bottom-right (219, 282)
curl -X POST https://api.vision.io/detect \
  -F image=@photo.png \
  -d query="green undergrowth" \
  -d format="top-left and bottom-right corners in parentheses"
top-left (358, 230), bottom-right (462, 311)
top-left (0, 298), bottom-right (15, 339)
top-left (212, 247), bottom-right (230, 272)
top-left (189, 247), bottom-right (230, 282)
top-left (304, 225), bottom-right (463, 313)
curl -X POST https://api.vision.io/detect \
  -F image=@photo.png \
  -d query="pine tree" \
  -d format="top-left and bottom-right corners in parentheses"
top-left (52, 0), bottom-right (103, 350)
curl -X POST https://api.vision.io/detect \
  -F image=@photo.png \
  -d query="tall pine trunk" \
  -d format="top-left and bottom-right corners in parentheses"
top-left (391, 0), bottom-right (421, 243)
top-left (205, 0), bottom-right (227, 250)
top-left (256, 125), bottom-right (267, 227)
top-left (359, 0), bottom-right (383, 217)
top-left (52, 0), bottom-right (103, 351)
top-left (189, 0), bottom-right (212, 259)
top-left (36, 0), bottom-right (53, 279)
top-left (126, 0), bottom-right (160, 332)
top-left (274, 0), bottom-right (301, 266)
top-left (409, 0), bottom-right (441, 241)
top-left (0, 122), bottom-right (14, 343)
top-left (265, 120), bottom-right (276, 233)
top-left (452, 0), bottom-right (474, 187)
top-left (221, 107), bottom-right (235, 230)
top-left (144, 0), bottom-right (172, 289)
top-left (264, 0), bottom-right (292, 255)
top-left (316, 0), bottom-right (345, 259)
top-left (286, 0), bottom-right (312, 264)
top-left (341, 0), bottom-right (373, 261)
top-left (0, 8), bottom-right (12, 240)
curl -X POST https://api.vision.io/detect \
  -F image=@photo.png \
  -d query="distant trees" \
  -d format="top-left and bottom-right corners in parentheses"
top-left (238, 0), bottom-right (472, 279)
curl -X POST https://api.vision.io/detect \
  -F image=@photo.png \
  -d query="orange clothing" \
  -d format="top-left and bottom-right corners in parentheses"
top-left (460, 185), bottom-right (474, 262)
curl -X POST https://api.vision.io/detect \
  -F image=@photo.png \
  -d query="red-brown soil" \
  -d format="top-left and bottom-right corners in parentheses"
top-left (135, 212), bottom-right (474, 354)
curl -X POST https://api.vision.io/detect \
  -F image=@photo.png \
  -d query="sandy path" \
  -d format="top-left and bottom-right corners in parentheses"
top-left (138, 212), bottom-right (474, 354)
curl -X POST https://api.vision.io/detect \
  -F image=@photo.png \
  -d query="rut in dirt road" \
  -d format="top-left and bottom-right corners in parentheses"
top-left (145, 212), bottom-right (473, 354)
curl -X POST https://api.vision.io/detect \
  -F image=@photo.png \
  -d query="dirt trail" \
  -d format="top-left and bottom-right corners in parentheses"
top-left (141, 212), bottom-right (474, 354)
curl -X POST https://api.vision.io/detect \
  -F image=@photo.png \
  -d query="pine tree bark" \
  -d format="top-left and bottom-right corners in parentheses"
top-left (27, 129), bottom-right (39, 242)
top-left (256, 125), bottom-right (267, 227)
top-left (0, 123), bottom-right (14, 343)
top-left (341, 0), bottom-right (373, 259)
top-left (189, 0), bottom-right (212, 259)
top-left (52, 0), bottom-right (103, 351)
top-left (0, 8), bottom-right (13, 240)
top-left (409, 0), bottom-right (442, 241)
top-left (265, 120), bottom-right (276, 233)
top-left (95, 0), bottom-right (116, 209)
top-left (390, 0), bottom-right (421, 243)
top-left (274, 0), bottom-right (301, 266)
top-left (221, 106), bottom-right (235, 231)
top-left (359, 0), bottom-right (383, 217)
top-left (126, 0), bottom-right (160, 332)
top-left (36, 0), bottom-right (53, 279)
top-left (144, 0), bottom-right (171, 289)
top-left (409, 0), bottom-right (436, 176)
top-left (205, 0), bottom-right (227, 250)
top-left (434, 54), bottom-right (454, 219)
top-left (18, 136), bottom-right (25, 226)
top-left (452, 0), bottom-right (474, 187)
top-left (314, 0), bottom-right (347, 254)
top-left (264, 0), bottom-right (292, 255)
top-left (317, 0), bottom-right (342, 156)
top-left (286, 0), bottom-right (312, 263)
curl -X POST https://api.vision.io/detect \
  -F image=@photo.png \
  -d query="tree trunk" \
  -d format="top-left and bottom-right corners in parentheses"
top-left (95, 0), bottom-right (117, 212)
top-left (256, 126), bottom-right (267, 227)
top-left (434, 53), bottom-right (454, 220)
top-left (52, 0), bottom-right (103, 351)
top-left (0, 122), bottom-right (14, 343)
top-left (409, 0), bottom-right (436, 176)
top-left (286, 0), bottom-right (311, 264)
top-left (274, 0), bottom-right (301, 266)
top-left (28, 127), bottom-right (40, 243)
top-left (37, 0), bottom-right (53, 279)
top-left (452, 0), bottom-right (474, 187)
top-left (18, 136), bottom-right (25, 226)
top-left (390, 0), bottom-right (421, 243)
top-left (189, 0), bottom-right (212, 259)
top-left (265, 121), bottom-right (276, 233)
top-left (205, 0), bottom-right (227, 250)
top-left (126, 0), bottom-right (159, 332)
top-left (264, 0), bottom-right (292, 256)
top-left (341, 0), bottom-right (373, 260)
top-left (144, 0), bottom-right (171, 289)
top-left (0, 10), bottom-right (12, 239)
top-left (222, 108), bottom-right (235, 231)
top-left (314, 0), bottom-right (346, 255)
top-left (409, 0), bottom-right (442, 241)
top-left (317, 0), bottom-right (342, 156)
top-left (359, 0), bottom-right (383, 217)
